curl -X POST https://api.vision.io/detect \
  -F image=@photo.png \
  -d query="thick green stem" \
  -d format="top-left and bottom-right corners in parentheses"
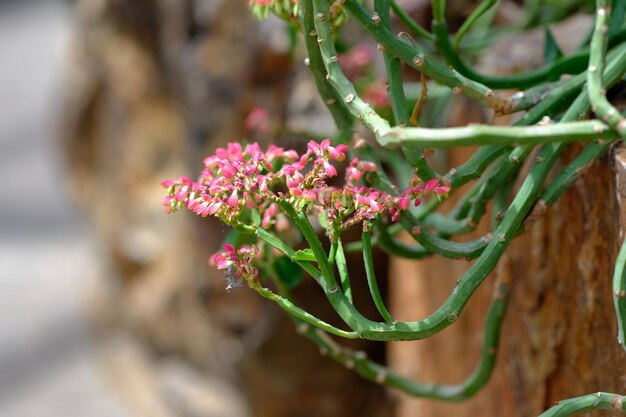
top-left (311, 0), bottom-right (391, 139)
top-left (363, 228), bottom-right (394, 323)
top-left (382, 120), bottom-right (617, 148)
top-left (301, 0), bottom-right (354, 138)
top-left (537, 393), bottom-right (625, 417)
top-left (295, 272), bottom-right (509, 401)
top-left (588, 0), bottom-right (626, 138)
top-left (342, 0), bottom-right (514, 113)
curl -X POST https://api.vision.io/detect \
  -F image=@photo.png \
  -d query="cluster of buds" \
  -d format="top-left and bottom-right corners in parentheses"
top-left (210, 244), bottom-right (259, 289)
top-left (162, 139), bottom-right (450, 233)
top-left (248, 0), bottom-right (348, 28)
top-left (248, 0), bottom-right (301, 21)
top-left (163, 139), bottom-right (450, 288)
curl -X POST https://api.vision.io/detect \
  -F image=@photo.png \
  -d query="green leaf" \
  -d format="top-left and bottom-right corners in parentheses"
top-left (318, 212), bottom-right (329, 229)
top-left (543, 28), bottom-right (563, 64)
top-left (257, 229), bottom-right (296, 257)
top-left (273, 256), bottom-right (303, 289)
top-left (225, 228), bottom-right (257, 247)
top-left (291, 248), bottom-right (317, 262)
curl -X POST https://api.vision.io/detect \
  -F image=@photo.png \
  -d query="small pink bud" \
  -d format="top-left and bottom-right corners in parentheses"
top-left (302, 189), bottom-right (318, 200)
top-left (369, 200), bottom-right (382, 213)
top-left (398, 195), bottom-right (410, 210)
top-left (435, 185), bottom-right (451, 195)
top-left (424, 178), bottom-right (440, 191)
top-left (323, 161), bottom-right (338, 177)
top-left (227, 190), bottom-right (238, 208)
top-left (219, 161), bottom-right (238, 178)
top-left (328, 144), bottom-right (347, 161)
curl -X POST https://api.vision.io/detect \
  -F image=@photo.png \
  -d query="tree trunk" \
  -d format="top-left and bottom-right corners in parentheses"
top-left (389, 144), bottom-right (626, 417)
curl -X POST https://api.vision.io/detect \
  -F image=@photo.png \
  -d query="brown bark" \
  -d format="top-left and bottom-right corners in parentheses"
top-left (389, 145), bottom-right (626, 417)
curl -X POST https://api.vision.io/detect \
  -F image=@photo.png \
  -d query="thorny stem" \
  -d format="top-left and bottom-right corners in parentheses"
top-left (341, 0), bottom-right (515, 113)
top-left (537, 393), bottom-right (625, 417)
top-left (382, 120), bottom-right (617, 148)
top-left (588, 0), bottom-right (626, 138)
top-left (300, 0), bottom-right (353, 139)
top-left (375, 0), bottom-right (438, 180)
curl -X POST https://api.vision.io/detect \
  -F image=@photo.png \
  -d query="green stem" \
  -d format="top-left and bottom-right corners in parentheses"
top-left (389, 0), bottom-right (435, 41)
top-left (252, 283), bottom-right (358, 339)
top-left (296, 272), bottom-right (509, 400)
top-left (537, 393), bottom-right (625, 417)
top-left (376, 0), bottom-right (439, 180)
top-left (301, 0), bottom-right (354, 138)
top-left (312, 0), bottom-right (391, 139)
top-left (588, 0), bottom-right (626, 138)
top-left (613, 238), bottom-right (626, 350)
top-left (342, 0), bottom-right (514, 113)
top-left (363, 228), bottom-right (394, 323)
top-left (453, 0), bottom-right (498, 50)
top-left (382, 120), bottom-right (617, 148)
top-left (336, 238), bottom-right (353, 303)
top-left (376, 224), bottom-right (429, 259)
top-left (447, 145), bottom-right (511, 188)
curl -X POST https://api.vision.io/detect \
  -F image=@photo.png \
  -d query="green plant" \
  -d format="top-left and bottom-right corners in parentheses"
top-left (164, 0), bottom-right (626, 415)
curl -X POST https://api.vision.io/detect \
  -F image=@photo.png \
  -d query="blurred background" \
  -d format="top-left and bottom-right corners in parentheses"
top-left (0, 0), bottom-right (132, 415)
top-left (0, 0), bottom-right (390, 415)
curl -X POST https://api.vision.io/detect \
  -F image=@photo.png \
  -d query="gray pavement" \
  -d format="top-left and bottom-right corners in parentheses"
top-left (0, 1), bottom-right (133, 416)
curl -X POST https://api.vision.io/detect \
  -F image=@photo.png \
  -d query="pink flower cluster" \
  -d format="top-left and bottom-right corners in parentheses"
top-left (161, 140), bottom-right (450, 232)
top-left (211, 244), bottom-right (259, 289)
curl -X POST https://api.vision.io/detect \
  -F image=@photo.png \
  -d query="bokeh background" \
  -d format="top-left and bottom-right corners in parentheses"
top-left (0, 1), bottom-right (389, 415)
top-left (0, 0), bottom-right (131, 415)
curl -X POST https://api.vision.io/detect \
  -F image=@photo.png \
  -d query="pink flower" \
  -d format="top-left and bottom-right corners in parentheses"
top-left (307, 139), bottom-right (347, 162)
top-left (210, 244), bottom-right (259, 289)
top-left (398, 195), bottom-right (410, 210)
top-left (323, 161), bottom-right (338, 177)
top-left (262, 204), bottom-right (278, 229)
top-left (250, 0), bottom-right (273, 5)
top-left (423, 178), bottom-right (451, 195)
top-left (162, 140), bottom-right (451, 234)
top-left (338, 45), bottom-right (375, 79)
top-left (227, 190), bottom-right (238, 208)
top-left (218, 160), bottom-right (238, 178)
top-left (244, 107), bottom-right (271, 133)
top-left (363, 78), bottom-right (390, 109)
